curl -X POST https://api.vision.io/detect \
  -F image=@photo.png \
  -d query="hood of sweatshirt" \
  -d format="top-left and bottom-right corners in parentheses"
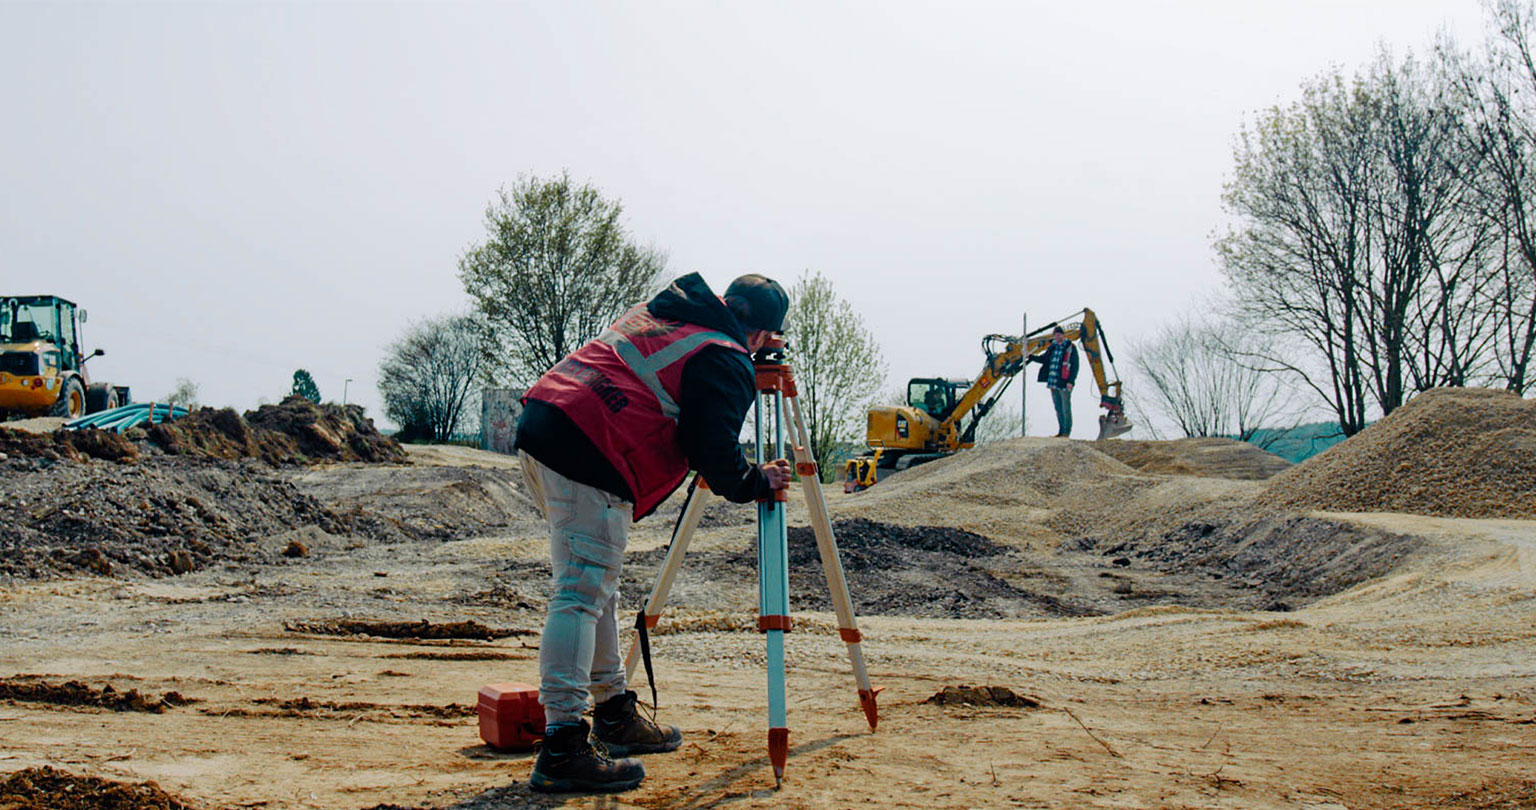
top-left (646, 272), bottom-right (751, 349)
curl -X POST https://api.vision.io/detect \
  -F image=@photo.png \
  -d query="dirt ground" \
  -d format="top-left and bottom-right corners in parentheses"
top-left (2, 398), bottom-right (1536, 809)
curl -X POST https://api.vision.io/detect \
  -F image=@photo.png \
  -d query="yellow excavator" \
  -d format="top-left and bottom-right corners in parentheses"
top-left (0, 295), bottom-right (128, 420)
top-left (843, 308), bottom-right (1132, 492)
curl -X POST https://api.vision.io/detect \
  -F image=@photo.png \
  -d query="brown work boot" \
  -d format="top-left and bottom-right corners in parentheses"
top-left (529, 720), bottom-right (645, 794)
top-left (592, 690), bottom-right (683, 756)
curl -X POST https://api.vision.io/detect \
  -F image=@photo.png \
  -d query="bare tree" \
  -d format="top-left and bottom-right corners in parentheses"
top-left (459, 172), bottom-right (665, 385)
top-left (1130, 314), bottom-right (1298, 448)
top-left (783, 270), bottom-right (887, 475)
top-left (1218, 67), bottom-right (1378, 436)
top-left (1448, 0), bottom-right (1536, 393)
top-left (378, 314), bottom-right (485, 443)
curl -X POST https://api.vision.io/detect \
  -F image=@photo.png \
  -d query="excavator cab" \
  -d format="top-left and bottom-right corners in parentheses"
top-left (908, 378), bottom-right (970, 421)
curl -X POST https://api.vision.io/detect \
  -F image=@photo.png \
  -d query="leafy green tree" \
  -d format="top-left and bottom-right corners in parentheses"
top-left (290, 369), bottom-right (321, 404)
top-left (783, 270), bottom-right (887, 478)
top-left (459, 172), bottom-right (666, 384)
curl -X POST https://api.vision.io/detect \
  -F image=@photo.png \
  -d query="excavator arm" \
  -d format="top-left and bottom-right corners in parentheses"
top-left (1020, 308), bottom-right (1131, 440)
top-left (939, 308), bottom-right (1131, 444)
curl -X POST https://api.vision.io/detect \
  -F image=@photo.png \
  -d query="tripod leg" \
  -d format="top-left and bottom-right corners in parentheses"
top-left (786, 394), bottom-right (881, 730)
top-left (757, 389), bottom-right (792, 786)
top-left (623, 476), bottom-right (711, 682)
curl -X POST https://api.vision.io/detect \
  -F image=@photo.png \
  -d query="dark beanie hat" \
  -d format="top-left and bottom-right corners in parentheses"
top-left (724, 274), bottom-right (789, 332)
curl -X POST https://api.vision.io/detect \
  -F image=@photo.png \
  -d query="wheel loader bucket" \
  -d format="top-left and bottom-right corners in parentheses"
top-left (1096, 413), bottom-right (1133, 441)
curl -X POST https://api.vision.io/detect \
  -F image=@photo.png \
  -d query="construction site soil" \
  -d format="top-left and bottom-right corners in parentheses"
top-left (1, 387), bottom-right (1534, 809)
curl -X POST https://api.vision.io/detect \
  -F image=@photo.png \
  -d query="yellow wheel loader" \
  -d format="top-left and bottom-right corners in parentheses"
top-left (0, 296), bottom-right (129, 420)
top-left (843, 308), bottom-right (1131, 492)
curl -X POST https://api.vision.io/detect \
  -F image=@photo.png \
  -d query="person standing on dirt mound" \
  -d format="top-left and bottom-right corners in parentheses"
top-left (514, 272), bottom-right (793, 794)
top-left (1029, 325), bottom-right (1079, 437)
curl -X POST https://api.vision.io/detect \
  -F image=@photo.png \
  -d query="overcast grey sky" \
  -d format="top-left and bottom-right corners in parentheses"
top-left (1, 0), bottom-right (1489, 435)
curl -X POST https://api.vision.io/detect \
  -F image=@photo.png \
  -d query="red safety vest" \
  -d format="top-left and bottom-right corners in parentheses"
top-left (524, 304), bottom-right (751, 518)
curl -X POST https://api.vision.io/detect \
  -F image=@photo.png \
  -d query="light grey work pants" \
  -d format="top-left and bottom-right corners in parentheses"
top-left (519, 451), bottom-right (633, 726)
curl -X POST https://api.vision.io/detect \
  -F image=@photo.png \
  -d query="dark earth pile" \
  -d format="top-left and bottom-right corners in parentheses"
top-left (0, 766), bottom-right (202, 810)
top-left (284, 618), bottom-right (532, 640)
top-left (0, 456), bottom-right (351, 578)
top-left (1264, 387), bottom-right (1536, 519)
top-left (0, 426), bottom-right (137, 463)
top-left (924, 685), bottom-right (1041, 708)
top-left (149, 396), bottom-right (406, 465)
top-left (1094, 514), bottom-right (1421, 611)
top-left (0, 678), bottom-right (191, 713)
top-left (623, 518), bottom-right (1091, 620)
top-left (778, 519), bottom-right (1092, 618)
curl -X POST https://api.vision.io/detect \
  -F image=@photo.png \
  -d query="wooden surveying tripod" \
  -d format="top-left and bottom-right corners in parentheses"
top-left (623, 335), bottom-right (880, 787)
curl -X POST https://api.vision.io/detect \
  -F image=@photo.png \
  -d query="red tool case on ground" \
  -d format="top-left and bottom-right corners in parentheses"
top-left (477, 682), bottom-right (543, 751)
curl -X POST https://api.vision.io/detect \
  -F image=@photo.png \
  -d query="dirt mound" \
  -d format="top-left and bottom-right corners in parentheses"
top-left (924, 685), bottom-right (1041, 708)
top-left (148, 397), bottom-right (406, 466)
top-left (284, 618), bottom-right (533, 640)
top-left (290, 464), bottom-right (543, 542)
top-left (0, 767), bottom-right (202, 810)
top-left (1097, 437), bottom-right (1292, 480)
top-left (1264, 388), bottom-right (1536, 519)
top-left (0, 678), bottom-right (192, 713)
top-left (0, 426), bottom-right (138, 463)
top-left (0, 456), bottom-right (352, 579)
top-left (246, 396), bottom-right (405, 463)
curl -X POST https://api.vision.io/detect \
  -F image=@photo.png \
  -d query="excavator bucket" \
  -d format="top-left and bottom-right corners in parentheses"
top-left (1096, 412), bottom-right (1133, 441)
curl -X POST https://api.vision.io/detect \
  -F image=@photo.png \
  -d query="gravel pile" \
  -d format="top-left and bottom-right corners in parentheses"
top-left (1264, 388), bottom-right (1536, 519)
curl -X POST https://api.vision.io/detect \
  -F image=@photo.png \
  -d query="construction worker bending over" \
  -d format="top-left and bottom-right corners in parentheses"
top-left (1028, 325), bottom-right (1080, 437)
top-left (514, 272), bottom-right (793, 793)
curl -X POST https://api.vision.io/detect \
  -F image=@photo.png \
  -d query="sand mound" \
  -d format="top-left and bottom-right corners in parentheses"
top-left (1097, 437), bottom-right (1291, 480)
top-left (1264, 388), bottom-right (1536, 519)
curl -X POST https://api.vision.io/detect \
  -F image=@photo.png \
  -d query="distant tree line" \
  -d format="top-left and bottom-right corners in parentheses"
top-left (1138, 1), bottom-right (1536, 441)
top-left (378, 172), bottom-right (886, 456)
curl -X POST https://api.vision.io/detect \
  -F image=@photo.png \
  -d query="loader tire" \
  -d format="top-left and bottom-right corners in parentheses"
top-left (50, 377), bottom-right (85, 418)
top-left (86, 383), bottom-right (119, 414)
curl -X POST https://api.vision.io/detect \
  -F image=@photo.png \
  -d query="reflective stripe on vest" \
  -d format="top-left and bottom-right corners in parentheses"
top-left (597, 326), bottom-right (745, 420)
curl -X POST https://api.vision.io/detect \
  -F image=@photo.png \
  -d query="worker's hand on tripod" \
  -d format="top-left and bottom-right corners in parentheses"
top-left (761, 458), bottom-right (792, 489)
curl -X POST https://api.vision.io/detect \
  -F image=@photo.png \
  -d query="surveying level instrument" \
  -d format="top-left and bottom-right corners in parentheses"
top-left (625, 334), bottom-right (880, 788)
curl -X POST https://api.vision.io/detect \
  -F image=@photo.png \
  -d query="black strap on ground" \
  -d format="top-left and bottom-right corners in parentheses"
top-left (632, 475), bottom-right (699, 719)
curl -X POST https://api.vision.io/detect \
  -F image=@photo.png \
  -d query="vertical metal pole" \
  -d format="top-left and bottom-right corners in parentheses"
top-left (1021, 313), bottom-right (1028, 438)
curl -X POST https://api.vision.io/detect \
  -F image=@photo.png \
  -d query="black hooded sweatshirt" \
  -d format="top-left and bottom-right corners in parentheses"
top-left (514, 273), bottom-right (771, 516)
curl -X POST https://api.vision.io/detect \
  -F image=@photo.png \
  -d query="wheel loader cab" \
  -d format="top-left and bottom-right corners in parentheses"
top-left (0, 295), bottom-right (121, 420)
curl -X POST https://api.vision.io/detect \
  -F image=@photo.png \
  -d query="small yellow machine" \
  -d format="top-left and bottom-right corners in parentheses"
top-left (0, 295), bottom-right (128, 420)
top-left (844, 308), bottom-right (1131, 492)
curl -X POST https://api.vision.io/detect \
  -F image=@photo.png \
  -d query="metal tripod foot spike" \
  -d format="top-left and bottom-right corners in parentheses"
top-left (623, 334), bottom-right (878, 787)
